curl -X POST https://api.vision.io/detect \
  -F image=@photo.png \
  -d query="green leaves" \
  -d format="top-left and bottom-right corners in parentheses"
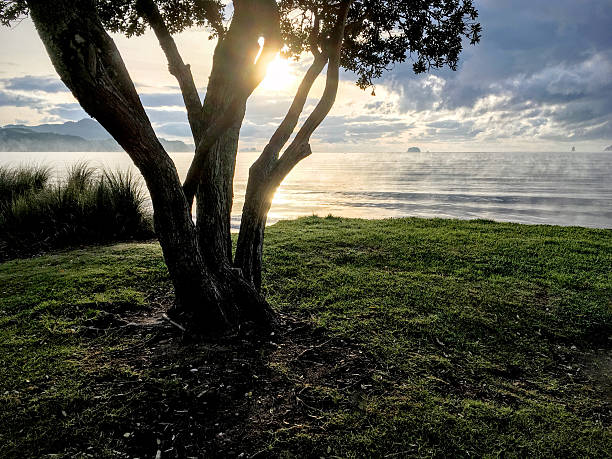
top-left (2, 1), bottom-right (481, 90)
top-left (280, 0), bottom-right (481, 89)
top-left (0, 1), bottom-right (28, 26)
top-left (96, 0), bottom-right (225, 37)
top-left (0, 0), bottom-right (225, 37)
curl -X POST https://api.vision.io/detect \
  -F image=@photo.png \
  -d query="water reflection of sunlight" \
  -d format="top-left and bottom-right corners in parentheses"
top-left (3, 151), bottom-right (610, 229)
top-left (271, 187), bottom-right (290, 205)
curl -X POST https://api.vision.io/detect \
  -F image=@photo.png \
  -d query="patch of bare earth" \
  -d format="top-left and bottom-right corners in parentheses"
top-left (75, 304), bottom-right (391, 458)
top-left (585, 348), bottom-right (612, 401)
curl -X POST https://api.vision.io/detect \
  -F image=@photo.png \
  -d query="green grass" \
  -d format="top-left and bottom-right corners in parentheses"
top-left (0, 163), bottom-right (153, 260)
top-left (263, 217), bottom-right (611, 456)
top-left (0, 217), bottom-right (610, 457)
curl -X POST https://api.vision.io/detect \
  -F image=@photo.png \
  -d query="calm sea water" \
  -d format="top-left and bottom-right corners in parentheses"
top-left (2, 151), bottom-right (611, 229)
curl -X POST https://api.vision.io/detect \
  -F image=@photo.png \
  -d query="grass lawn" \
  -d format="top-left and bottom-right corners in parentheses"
top-left (0, 217), bottom-right (610, 457)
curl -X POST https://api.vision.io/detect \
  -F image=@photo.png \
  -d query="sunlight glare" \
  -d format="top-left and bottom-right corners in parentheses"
top-left (261, 54), bottom-right (294, 91)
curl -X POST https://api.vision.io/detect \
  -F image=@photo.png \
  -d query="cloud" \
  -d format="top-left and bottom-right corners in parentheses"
top-left (154, 122), bottom-right (192, 138)
top-left (369, 0), bottom-right (612, 145)
top-left (46, 103), bottom-right (89, 121)
top-left (311, 115), bottom-right (414, 144)
top-left (140, 92), bottom-right (186, 108)
top-left (3, 75), bottom-right (68, 93)
top-left (0, 89), bottom-right (40, 107)
top-left (146, 108), bottom-right (189, 124)
top-left (2, 1), bottom-right (611, 149)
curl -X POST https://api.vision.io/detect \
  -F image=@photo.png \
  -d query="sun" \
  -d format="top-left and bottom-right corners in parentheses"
top-left (261, 54), bottom-right (294, 91)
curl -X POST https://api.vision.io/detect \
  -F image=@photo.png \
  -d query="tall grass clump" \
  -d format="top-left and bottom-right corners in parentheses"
top-left (0, 164), bottom-right (51, 209)
top-left (0, 163), bottom-right (153, 260)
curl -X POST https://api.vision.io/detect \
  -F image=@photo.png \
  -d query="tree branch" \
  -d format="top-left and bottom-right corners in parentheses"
top-left (309, 12), bottom-right (323, 60)
top-left (136, 0), bottom-right (203, 144)
top-left (268, 0), bottom-right (352, 185)
top-left (235, 0), bottom-right (352, 288)
top-left (181, 0), bottom-right (281, 208)
top-left (24, 0), bottom-right (218, 314)
top-left (255, 12), bottom-right (326, 166)
top-left (253, 53), bottom-right (327, 173)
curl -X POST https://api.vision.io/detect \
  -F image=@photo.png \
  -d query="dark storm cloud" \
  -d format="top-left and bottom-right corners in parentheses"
top-left (379, 0), bottom-right (612, 142)
top-left (3, 75), bottom-right (68, 93)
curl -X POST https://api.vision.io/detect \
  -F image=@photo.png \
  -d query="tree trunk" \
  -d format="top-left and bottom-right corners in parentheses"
top-left (194, 125), bottom-right (241, 268)
top-left (195, 50), bottom-right (245, 267)
top-left (235, 142), bottom-right (312, 290)
top-left (235, 1), bottom-right (350, 289)
top-left (234, 160), bottom-right (275, 290)
top-left (191, 29), bottom-right (272, 326)
top-left (26, 0), bottom-right (274, 334)
top-left (193, 1), bottom-right (270, 269)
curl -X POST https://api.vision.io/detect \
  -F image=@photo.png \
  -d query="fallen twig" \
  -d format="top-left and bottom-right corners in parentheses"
top-left (161, 313), bottom-right (186, 332)
top-left (296, 338), bottom-right (334, 359)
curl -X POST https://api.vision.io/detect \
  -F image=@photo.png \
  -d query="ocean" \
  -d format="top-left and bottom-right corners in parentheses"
top-left (2, 151), bottom-right (611, 229)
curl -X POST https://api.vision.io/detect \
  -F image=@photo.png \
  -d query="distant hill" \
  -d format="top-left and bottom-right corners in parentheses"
top-left (605, 145), bottom-right (612, 152)
top-left (0, 119), bottom-right (194, 152)
top-left (5, 118), bottom-right (111, 140)
top-left (407, 146), bottom-right (421, 152)
top-left (0, 127), bottom-right (119, 152)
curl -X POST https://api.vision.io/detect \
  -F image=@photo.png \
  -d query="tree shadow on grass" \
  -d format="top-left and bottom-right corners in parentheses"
top-left (75, 306), bottom-right (390, 458)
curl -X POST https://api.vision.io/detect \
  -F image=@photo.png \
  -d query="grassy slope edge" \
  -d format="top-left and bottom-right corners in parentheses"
top-left (0, 217), bottom-right (610, 457)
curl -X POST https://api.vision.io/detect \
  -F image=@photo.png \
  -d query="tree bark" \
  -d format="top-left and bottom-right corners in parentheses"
top-left (135, 0), bottom-right (204, 144)
top-left (234, 167), bottom-right (274, 290)
top-left (235, 55), bottom-right (326, 288)
top-left (26, 0), bottom-right (348, 334)
top-left (186, 0), bottom-right (280, 269)
top-left (196, 58), bottom-right (244, 267)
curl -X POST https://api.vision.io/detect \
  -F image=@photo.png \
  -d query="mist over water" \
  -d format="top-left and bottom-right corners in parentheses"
top-left (2, 151), bottom-right (611, 229)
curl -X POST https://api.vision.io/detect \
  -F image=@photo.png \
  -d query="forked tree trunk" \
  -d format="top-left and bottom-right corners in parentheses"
top-left (188, 0), bottom-right (278, 272)
top-left (236, 0), bottom-right (350, 289)
top-left (26, 0), bottom-right (274, 334)
top-left (234, 53), bottom-right (328, 289)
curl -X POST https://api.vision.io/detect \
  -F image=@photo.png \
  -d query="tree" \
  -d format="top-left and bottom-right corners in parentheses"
top-left (1, 0), bottom-right (480, 335)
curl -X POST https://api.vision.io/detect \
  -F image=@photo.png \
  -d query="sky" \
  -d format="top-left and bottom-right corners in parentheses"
top-left (0, 0), bottom-right (611, 152)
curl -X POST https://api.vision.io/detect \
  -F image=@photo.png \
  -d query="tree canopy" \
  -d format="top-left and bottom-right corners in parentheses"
top-left (2, 0), bottom-right (480, 90)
